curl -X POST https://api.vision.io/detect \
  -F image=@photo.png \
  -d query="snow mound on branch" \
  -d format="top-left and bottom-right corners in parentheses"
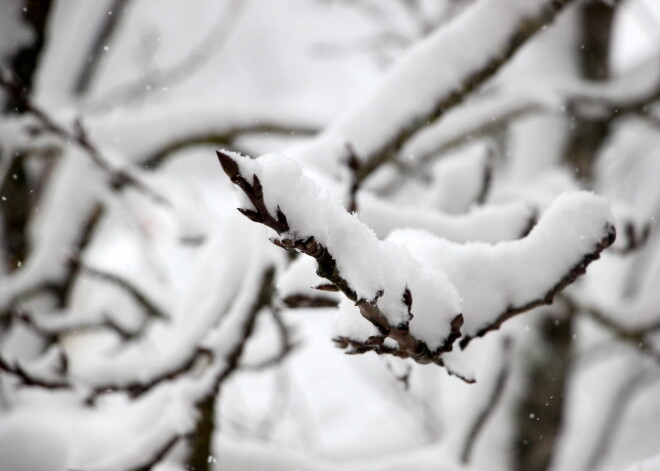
top-left (231, 152), bottom-right (461, 350)
top-left (228, 152), bottom-right (613, 354)
top-left (359, 193), bottom-right (534, 243)
top-left (389, 192), bottom-right (614, 339)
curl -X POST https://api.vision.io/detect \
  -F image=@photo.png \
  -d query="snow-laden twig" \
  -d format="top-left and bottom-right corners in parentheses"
top-left (293, 0), bottom-right (577, 180)
top-left (218, 150), bottom-right (464, 368)
top-left (0, 73), bottom-right (169, 205)
top-left (358, 194), bottom-right (535, 243)
top-left (404, 55), bottom-right (660, 165)
top-left (0, 355), bottom-right (70, 390)
top-left (218, 151), bottom-right (616, 373)
top-left (392, 194), bottom-right (616, 347)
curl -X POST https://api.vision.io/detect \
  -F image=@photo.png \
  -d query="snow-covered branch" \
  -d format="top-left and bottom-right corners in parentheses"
top-left (292, 0), bottom-right (577, 179)
top-left (218, 150), bottom-right (616, 374)
top-left (218, 150), bottom-right (465, 368)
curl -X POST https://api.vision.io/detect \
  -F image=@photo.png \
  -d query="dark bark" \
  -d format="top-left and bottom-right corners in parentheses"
top-left (514, 314), bottom-right (574, 471)
top-left (187, 393), bottom-right (217, 471)
top-left (0, 156), bottom-right (32, 270)
top-left (1, 0), bottom-right (52, 270)
top-left (3, 0), bottom-right (52, 114)
top-left (564, 1), bottom-right (614, 181)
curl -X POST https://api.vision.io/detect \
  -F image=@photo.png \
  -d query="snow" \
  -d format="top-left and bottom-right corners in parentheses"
top-left (359, 193), bottom-right (534, 243)
top-left (290, 0), bottom-right (565, 174)
top-left (423, 142), bottom-right (493, 213)
top-left (228, 151), bottom-right (462, 349)
top-left (3, 1), bottom-right (659, 470)
top-left (277, 256), bottom-right (339, 306)
top-left (389, 192), bottom-right (614, 338)
top-left (623, 453), bottom-right (660, 471)
top-left (64, 213), bottom-right (280, 388)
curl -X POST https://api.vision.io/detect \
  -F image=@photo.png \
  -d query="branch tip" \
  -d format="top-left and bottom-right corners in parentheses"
top-left (216, 150), bottom-right (240, 180)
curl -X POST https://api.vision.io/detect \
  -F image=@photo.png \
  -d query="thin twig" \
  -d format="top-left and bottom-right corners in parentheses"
top-left (0, 355), bottom-right (70, 390)
top-left (85, 347), bottom-right (213, 405)
top-left (0, 73), bottom-right (169, 205)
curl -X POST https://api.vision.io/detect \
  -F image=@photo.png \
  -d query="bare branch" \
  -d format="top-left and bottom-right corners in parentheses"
top-left (14, 309), bottom-right (141, 342)
top-left (345, 143), bottom-right (362, 213)
top-left (280, 293), bottom-right (339, 309)
top-left (123, 435), bottom-right (184, 471)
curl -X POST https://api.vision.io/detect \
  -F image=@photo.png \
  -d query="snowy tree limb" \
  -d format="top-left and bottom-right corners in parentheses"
top-left (457, 227), bottom-right (616, 348)
top-left (140, 122), bottom-right (319, 170)
top-left (0, 355), bottom-right (70, 390)
top-left (219, 151), bottom-right (617, 379)
top-left (75, 262), bottom-right (169, 320)
top-left (294, 0), bottom-right (577, 180)
top-left (0, 73), bottom-right (169, 205)
top-left (218, 150), bottom-right (465, 368)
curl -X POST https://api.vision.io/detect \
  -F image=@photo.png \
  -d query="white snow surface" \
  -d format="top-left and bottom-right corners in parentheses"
top-left (229, 151), bottom-right (461, 350)
top-left (389, 192), bottom-right (613, 338)
top-left (423, 142), bottom-right (493, 214)
top-left (359, 193), bottom-right (534, 243)
top-left (290, 0), bottom-right (562, 174)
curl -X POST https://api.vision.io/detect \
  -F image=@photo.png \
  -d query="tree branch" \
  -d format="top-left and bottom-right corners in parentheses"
top-left (353, 0), bottom-right (578, 182)
top-left (459, 225), bottom-right (616, 348)
top-left (0, 73), bottom-right (169, 205)
top-left (218, 150), bottom-right (464, 368)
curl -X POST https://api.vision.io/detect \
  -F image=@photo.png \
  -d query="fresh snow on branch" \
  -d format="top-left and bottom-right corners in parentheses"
top-left (390, 192), bottom-right (616, 345)
top-left (291, 0), bottom-right (576, 177)
top-left (218, 151), bottom-right (615, 368)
